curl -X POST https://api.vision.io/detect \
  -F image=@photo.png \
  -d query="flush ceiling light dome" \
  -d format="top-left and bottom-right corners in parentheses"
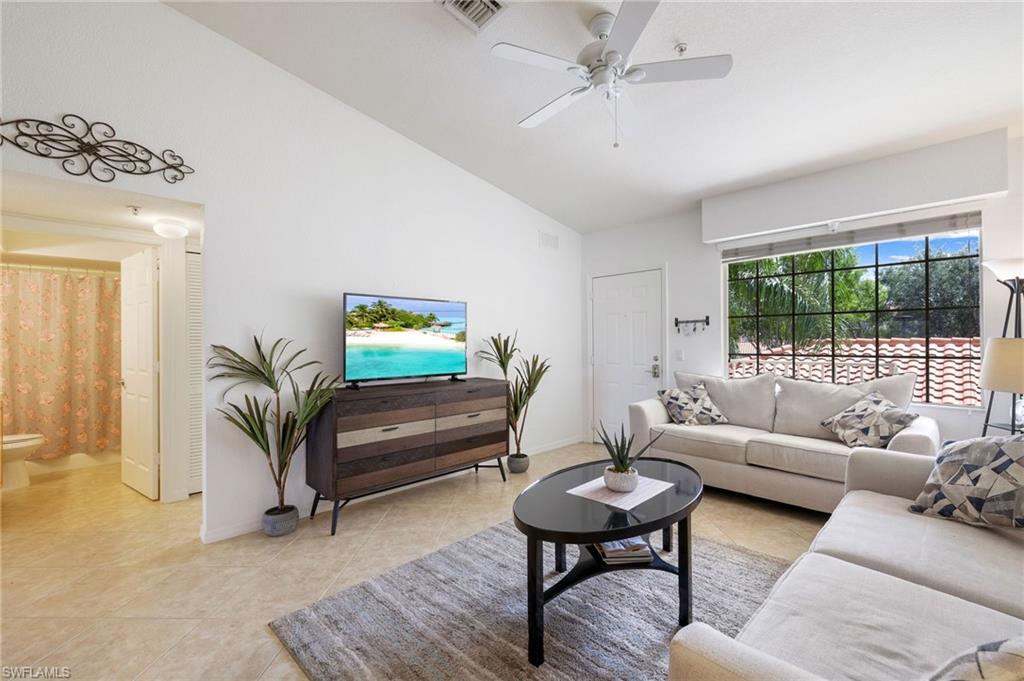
top-left (152, 218), bottom-right (188, 239)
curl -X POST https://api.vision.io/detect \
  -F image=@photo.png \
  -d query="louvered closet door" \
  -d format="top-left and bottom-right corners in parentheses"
top-left (186, 252), bottom-right (204, 494)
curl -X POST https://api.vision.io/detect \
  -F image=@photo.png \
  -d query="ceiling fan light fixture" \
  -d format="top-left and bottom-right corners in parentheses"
top-left (153, 219), bottom-right (189, 239)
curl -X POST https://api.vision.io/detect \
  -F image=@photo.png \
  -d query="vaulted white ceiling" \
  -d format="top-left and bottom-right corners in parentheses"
top-left (171, 1), bottom-right (1022, 233)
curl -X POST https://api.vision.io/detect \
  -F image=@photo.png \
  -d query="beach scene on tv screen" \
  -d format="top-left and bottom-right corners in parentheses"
top-left (344, 295), bottom-right (467, 380)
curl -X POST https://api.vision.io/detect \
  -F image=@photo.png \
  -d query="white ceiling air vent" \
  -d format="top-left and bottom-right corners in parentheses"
top-left (436, 0), bottom-right (505, 33)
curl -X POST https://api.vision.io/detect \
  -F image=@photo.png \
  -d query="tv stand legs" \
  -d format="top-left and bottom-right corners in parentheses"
top-left (331, 499), bottom-right (349, 536)
top-left (497, 457), bottom-right (507, 482)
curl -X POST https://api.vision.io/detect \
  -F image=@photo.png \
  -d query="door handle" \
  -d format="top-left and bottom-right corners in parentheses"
top-left (381, 426), bottom-right (399, 432)
top-left (644, 363), bottom-right (661, 378)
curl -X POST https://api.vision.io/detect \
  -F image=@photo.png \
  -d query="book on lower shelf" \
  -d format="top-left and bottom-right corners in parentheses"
top-left (594, 536), bottom-right (652, 565)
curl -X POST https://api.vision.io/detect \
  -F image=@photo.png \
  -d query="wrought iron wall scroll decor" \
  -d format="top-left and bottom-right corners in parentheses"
top-left (0, 114), bottom-right (194, 184)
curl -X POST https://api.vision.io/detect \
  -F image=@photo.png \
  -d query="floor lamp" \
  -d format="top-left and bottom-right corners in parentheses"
top-left (981, 259), bottom-right (1024, 436)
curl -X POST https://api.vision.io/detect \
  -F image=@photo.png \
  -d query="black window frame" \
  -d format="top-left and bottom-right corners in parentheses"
top-left (726, 232), bottom-right (981, 406)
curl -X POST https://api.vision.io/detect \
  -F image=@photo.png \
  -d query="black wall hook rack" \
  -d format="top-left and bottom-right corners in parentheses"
top-left (674, 315), bottom-right (710, 334)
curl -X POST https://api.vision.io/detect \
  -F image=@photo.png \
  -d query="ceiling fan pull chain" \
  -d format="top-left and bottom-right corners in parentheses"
top-left (613, 94), bottom-right (620, 149)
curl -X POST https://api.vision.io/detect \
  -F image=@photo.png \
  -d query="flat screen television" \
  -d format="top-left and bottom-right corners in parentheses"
top-left (343, 293), bottom-right (467, 382)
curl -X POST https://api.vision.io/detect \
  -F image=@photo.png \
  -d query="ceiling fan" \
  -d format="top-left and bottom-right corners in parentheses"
top-left (490, 0), bottom-right (732, 146)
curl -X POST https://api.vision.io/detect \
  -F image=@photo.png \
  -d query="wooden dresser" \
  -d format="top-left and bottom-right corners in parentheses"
top-left (305, 378), bottom-right (509, 534)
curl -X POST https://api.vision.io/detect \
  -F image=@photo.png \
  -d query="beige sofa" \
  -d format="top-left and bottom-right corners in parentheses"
top-left (629, 371), bottom-right (941, 513)
top-left (669, 448), bottom-right (1024, 681)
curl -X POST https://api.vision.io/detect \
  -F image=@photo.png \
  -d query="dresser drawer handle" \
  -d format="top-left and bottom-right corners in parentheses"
top-left (466, 413), bottom-right (481, 418)
top-left (381, 426), bottom-right (400, 432)
top-left (467, 389), bottom-right (480, 394)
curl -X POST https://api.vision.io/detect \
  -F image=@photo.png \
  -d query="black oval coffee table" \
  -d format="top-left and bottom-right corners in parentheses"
top-left (512, 458), bottom-right (703, 666)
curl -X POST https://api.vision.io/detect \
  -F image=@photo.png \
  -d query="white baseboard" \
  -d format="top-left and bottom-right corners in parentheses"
top-left (200, 433), bottom-right (587, 544)
top-left (25, 451), bottom-right (120, 476)
top-left (524, 434), bottom-right (584, 456)
top-left (200, 517), bottom-right (261, 544)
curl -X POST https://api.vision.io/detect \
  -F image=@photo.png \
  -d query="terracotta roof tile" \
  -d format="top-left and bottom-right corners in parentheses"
top-left (727, 337), bottom-right (981, 406)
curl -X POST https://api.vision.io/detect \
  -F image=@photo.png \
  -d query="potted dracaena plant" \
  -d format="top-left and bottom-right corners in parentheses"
top-left (476, 332), bottom-right (551, 473)
top-left (207, 336), bottom-right (337, 537)
top-left (596, 422), bottom-right (664, 492)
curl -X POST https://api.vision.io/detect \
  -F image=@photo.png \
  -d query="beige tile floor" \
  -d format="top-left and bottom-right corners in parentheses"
top-left (1, 444), bottom-right (828, 680)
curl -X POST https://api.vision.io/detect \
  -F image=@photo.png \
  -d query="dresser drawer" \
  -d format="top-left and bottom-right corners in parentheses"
top-left (435, 395), bottom-right (505, 417)
top-left (337, 405), bottom-right (434, 432)
top-left (435, 383), bottom-right (507, 404)
top-left (435, 408), bottom-right (505, 433)
top-left (337, 418), bottom-right (434, 449)
top-left (337, 448), bottom-right (435, 496)
top-left (435, 441), bottom-right (507, 472)
top-left (336, 393), bottom-right (434, 417)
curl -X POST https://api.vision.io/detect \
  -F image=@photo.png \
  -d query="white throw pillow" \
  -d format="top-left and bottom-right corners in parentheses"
top-left (673, 371), bottom-right (775, 431)
top-left (774, 374), bottom-right (918, 441)
top-left (821, 391), bottom-right (919, 448)
top-left (658, 383), bottom-right (729, 426)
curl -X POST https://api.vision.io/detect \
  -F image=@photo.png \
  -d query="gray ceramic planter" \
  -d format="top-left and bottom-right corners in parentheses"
top-left (506, 454), bottom-right (530, 474)
top-left (262, 505), bottom-right (299, 537)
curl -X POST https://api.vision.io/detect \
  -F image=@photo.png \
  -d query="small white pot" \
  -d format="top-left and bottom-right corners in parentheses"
top-left (604, 466), bottom-right (639, 492)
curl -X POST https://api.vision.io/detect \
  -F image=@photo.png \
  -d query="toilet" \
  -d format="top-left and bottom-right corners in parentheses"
top-left (2, 434), bottom-right (44, 489)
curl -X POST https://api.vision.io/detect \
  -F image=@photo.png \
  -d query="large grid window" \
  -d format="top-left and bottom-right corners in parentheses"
top-left (726, 230), bottom-right (981, 406)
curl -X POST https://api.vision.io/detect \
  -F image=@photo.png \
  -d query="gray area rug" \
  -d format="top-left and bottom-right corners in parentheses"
top-left (271, 520), bottom-right (789, 681)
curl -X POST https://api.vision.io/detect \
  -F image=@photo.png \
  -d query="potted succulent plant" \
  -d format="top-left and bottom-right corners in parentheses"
top-left (207, 336), bottom-right (336, 537)
top-left (596, 422), bottom-right (664, 492)
top-left (477, 332), bottom-right (551, 474)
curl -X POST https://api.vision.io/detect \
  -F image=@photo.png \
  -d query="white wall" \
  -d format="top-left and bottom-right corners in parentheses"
top-left (702, 129), bottom-right (1009, 242)
top-left (2, 2), bottom-right (583, 542)
top-left (584, 139), bottom-right (1024, 442)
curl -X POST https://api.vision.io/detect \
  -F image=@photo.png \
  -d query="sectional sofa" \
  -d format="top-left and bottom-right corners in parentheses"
top-left (629, 372), bottom-right (941, 512)
top-left (668, 447), bottom-right (1024, 680)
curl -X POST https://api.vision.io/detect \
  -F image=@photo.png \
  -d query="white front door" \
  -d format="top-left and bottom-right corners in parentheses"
top-left (121, 248), bottom-right (159, 499)
top-left (592, 269), bottom-right (664, 438)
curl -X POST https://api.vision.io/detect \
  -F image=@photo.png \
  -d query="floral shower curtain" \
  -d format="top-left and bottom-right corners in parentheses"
top-left (1, 268), bottom-right (122, 459)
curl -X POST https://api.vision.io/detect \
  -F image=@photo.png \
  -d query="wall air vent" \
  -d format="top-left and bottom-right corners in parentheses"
top-left (538, 231), bottom-right (559, 250)
top-left (436, 0), bottom-right (505, 33)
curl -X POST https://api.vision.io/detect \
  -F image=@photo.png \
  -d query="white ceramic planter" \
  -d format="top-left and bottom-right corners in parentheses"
top-left (604, 466), bottom-right (639, 492)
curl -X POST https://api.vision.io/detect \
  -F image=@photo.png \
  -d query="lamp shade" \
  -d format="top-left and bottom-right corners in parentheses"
top-left (981, 258), bottom-right (1024, 281)
top-left (980, 338), bottom-right (1024, 394)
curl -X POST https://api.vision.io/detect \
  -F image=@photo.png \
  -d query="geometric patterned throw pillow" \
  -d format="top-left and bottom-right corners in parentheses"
top-left (820, 391), bottom-right (919, 448)
top-left (909, 435), bottom-right (1024, 528)
top-left (658, 382), bottom-right (728, 426)
top-left (927, 637), bottom-right (1024, 681)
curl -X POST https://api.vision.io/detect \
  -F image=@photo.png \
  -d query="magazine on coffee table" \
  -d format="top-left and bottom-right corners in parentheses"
top-left (566, 476), bottom-right (674, 511)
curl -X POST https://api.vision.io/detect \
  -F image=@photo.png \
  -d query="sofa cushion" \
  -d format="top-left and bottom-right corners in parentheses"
top-left (821, 391), bottom-right (919, 448)
top-left (738, 553), bottom-right (1024, 681)
top-left (650, 423), bottom-right (766, 465)
top-left (674, 372), bottom-right (776, 431)
top-left (910, 435), bottom-right (1024, 529)
top-left (774, 374), bottom-right (917, 441)
top-left (745, 433), bottom-right (852, 482)
top-left (658, 383), bottom-right (728, 426)
top-left (811, 490), bottom-right (1024, 618)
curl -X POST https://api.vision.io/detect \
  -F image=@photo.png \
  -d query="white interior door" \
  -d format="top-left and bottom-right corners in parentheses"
top-left (592, 269), bottom-right (664, 437)
top-left (121, 248), bottom-right (159, 499)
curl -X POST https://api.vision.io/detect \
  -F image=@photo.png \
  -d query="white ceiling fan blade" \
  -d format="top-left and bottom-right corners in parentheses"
top-left (492, 42), bottom-right (583, 78)
top-left (603, 1), bottom-right (660, 62)
top-left (518, 86), bottom-right (593, 129)
top-left (631, 54), bottom-right (733, 84)
top-left (603, 90), bottom-right (639, 138)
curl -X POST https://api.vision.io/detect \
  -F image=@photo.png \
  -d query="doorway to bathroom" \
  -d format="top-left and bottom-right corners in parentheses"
top-left (1, 171), bottom-right (204, 504)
